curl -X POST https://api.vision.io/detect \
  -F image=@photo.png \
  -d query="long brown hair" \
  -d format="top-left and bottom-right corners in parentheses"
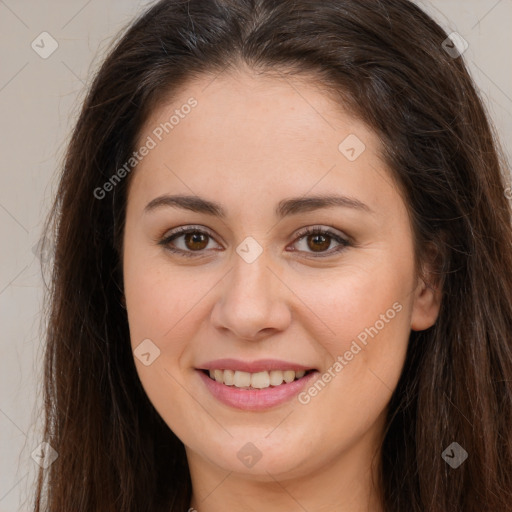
top-left (34, 0), bottom-right (512, 510)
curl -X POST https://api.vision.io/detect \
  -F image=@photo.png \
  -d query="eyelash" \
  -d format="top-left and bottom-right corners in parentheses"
top-left (158, 225), bottom-right (350, 259)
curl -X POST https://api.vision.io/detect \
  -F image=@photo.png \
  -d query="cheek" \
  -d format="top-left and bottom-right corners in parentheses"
top-left (124, 247), bottom-right (208, 351)
top-left (292, 257), bottom-right (413, 354)
top-left (289, 257), bottom-right (413, 414)
top-left (123, 256), bottom-right (210, 434)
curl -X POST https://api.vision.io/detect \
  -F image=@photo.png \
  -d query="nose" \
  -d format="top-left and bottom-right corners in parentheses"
top-left (210, 248), bottom-right (292, 342)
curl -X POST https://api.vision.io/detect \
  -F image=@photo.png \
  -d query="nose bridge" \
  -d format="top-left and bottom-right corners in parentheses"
top-left (229, 243), bottom-right (277, 310)
top-left (211, 239), bottom-right (291, 339)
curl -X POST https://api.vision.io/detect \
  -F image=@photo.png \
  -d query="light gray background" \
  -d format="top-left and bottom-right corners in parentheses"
top-left (0, 1), bottom-right (510, 510)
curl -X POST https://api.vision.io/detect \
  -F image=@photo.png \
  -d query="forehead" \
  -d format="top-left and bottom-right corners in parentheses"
top-left (140, 67), bottom-right (377, 150)
top-left (128, 69), bottom-right (402, 225)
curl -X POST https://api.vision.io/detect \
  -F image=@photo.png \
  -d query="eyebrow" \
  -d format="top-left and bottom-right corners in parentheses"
top-left (144, 193), bottom-right (373, 218)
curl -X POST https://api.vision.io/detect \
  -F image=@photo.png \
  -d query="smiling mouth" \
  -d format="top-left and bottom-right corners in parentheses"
top-left (201, 368), bottom-right (316, 390)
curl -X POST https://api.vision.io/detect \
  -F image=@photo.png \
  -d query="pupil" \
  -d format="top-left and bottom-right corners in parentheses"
top-left (309, 234), bottom-right (330, 252)
top-left (186, 232), bottom-right (208, 250)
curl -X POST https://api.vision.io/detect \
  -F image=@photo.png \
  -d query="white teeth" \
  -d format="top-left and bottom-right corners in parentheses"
top-left (269, 370), bottom-right (284, 386)
top-left (223, 369), bottom-right (235, 386)
top-left (283, 370), bottom-right (295, 383)
top-left (233, 370), bottom-right (251, 388)
top-left (206, 369), bottom-right (309, 389)
top-left (251, 371), bottom-right (270, 389)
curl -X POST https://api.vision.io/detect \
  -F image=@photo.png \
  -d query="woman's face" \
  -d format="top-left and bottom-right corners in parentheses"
top-left (123, 69), bottom-right (441, 485)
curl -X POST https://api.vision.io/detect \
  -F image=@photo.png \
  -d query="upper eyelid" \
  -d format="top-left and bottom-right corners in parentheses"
top-left (294, 225), bottom-right (349, 241)
top-left (162, 225), bottom-right (222, 244)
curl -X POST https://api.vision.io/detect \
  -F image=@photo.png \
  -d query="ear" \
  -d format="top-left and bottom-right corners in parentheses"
top-left (410, 242), bottom-right (444, 331)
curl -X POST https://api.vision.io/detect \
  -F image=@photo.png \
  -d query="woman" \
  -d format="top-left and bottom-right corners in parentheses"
top-left (34, 0), bottom-right (512, 510)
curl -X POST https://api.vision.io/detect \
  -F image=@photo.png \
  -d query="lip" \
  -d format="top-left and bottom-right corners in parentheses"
top-left (197, 368), bottom-right (319, 411)
top-left (198, 358), bottom-right (315, 373)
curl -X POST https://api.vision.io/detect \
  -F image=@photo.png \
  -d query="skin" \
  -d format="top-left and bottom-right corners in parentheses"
top-left (123, 66), bottom-right (442, 511)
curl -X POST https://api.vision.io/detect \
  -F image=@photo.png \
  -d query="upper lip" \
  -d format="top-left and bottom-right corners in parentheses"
top-left (198, 358), bottom-right (315, 373)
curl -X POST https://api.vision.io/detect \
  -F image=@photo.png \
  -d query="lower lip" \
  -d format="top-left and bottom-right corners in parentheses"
top-left (197, 370), bottom-right (319, 411)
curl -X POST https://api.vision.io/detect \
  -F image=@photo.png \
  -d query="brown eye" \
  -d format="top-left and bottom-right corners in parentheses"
top-left (306, 233), bottom-right (332, 252)
top-left (292, 226), bottom-right (350, 257)
top-left (183, 232), bottom-right (209, 251)
top-left (159, 226), bottom-right (221, 257)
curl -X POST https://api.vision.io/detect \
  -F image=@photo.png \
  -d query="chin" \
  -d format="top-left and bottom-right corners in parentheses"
top-left (190, 433), bottom-right (316, 479)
